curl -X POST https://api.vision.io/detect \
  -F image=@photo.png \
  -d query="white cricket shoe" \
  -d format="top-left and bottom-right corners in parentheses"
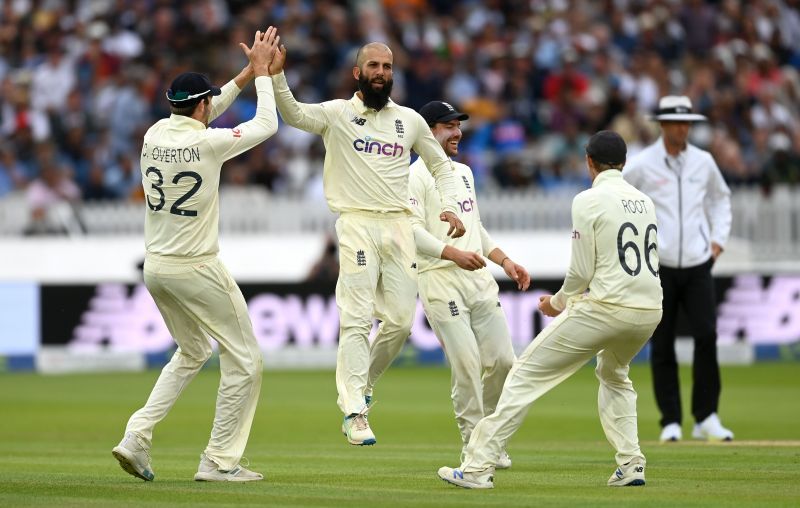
top-left (496, 450), bottom-right (512, 469)
top-left (607, 460), bottom-right (646, 487)
top-left (692, 413), bottom-right (734, 441)
top-left (193, 454), bottom-right (263, 482)
top-left (112, 432), bottom-right (155, 481)
top-left (342, 410), bottom-right (376, 446)
top-left (660, 422), bottom-right (683, 442)
top-left (438, 466), bottom-right (494, 489)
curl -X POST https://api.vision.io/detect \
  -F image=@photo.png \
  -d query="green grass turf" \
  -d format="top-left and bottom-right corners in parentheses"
top-left (0, 362), bottom-right (798, 507)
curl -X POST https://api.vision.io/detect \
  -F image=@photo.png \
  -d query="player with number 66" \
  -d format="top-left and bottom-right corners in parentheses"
top-left (438, 130), bottom-right (663, 489)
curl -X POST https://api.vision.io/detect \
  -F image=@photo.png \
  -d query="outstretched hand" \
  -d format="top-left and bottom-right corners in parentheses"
top-left (440, 211), bottom-right (466, 238)
top-left (269, 44), bottom-right (286, 75)
top-left (239, 26), bottom-right (280, 76)
top-left (502, 259), bottom-right (531, 291)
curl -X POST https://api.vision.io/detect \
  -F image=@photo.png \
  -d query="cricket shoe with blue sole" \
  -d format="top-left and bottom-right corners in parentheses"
top-left (607, 460), bottom-right (645, 486)
top-left (112, 432), bottom-right (155, 481)
top-left (438, 466), bottom-right (494, 489)
top-left (342, 404), bottom-right (376, 445)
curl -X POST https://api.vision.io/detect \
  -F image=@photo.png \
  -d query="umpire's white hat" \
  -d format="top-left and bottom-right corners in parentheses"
top-left (652, 95), bottom-right (707, 122)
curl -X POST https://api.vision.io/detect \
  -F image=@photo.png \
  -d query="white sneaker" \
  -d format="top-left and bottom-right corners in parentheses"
top-left (438, 466), bottom-right (494, 489)
top-left (193, 454), bottom-right (263, 482)
top-left (607, 460), bottom-right (646, 487)
top-left (496, 450), bottom-right (512, 469)
top-left (660, 422), bottom-right (683, 442)
top-left (692, 413), bottom-right (734, 441)
top-left (341, 409), bottom-right (376, 446)
top-left (112, 432), bottom-right (155, 481)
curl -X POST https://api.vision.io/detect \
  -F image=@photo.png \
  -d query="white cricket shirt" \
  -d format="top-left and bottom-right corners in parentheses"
top-left (551, 170), bottom-right (663, 312)
top-left (272, 71), bottom-right (458, 214)
top-left (141, 76), bottom-right (277, 257)
top-left (408, 158), bottom-right (497, 273)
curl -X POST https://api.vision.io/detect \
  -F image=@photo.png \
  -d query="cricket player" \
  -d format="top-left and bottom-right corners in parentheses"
top-left (112, 28), bottom-right (281, 482)
top-left (267, 43), bottom-right (465, 446)
top-left (438, 130), bottom-right (663, 489)
top-left (409, 101), bottom-right (530, 468)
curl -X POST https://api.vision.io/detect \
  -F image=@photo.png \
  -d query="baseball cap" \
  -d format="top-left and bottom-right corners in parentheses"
top-left (166, 72), bottom-right (221, 107)
top-left (419, 101), bottom-right (469, 125)
top-left (585, 130), bottom-right (627, 165)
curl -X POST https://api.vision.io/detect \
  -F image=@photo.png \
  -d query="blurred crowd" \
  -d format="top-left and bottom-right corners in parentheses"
top-left (1, 0), bottom-right (800, 233)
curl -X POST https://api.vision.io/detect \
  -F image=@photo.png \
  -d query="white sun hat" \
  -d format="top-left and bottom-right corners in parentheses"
top-left (652, 95), bottom-right (707, 122)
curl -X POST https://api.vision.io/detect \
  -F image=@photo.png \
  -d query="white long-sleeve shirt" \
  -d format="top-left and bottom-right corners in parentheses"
top-left (551, 170), bottom-right (663, 312)
top-left (623, 138), bottom-right (731, 268)
top-left (408, 158), bottom-right (496, 273)
top-left (141, 76), bottom-right (278, 258)
top-left (271, 72), bottom-right (458, 215)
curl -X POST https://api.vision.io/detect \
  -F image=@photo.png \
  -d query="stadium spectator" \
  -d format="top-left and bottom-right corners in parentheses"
top-left (0, 0), bottom-right (799, 217)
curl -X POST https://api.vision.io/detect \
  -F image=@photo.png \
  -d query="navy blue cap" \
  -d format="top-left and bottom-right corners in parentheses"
top-left (166, 72), bottom-right (221, 106)
top-left (585, 130), bottom-right (627, 165)
top-left (419, 101), bottom-right (469, 125)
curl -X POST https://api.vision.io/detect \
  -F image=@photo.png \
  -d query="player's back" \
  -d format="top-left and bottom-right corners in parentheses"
top-left (578, 170), bottom-right (662, 310)
top-left (140, 116), bottom-right (222, 258)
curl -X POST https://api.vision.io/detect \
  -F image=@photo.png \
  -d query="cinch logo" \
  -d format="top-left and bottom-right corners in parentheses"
top-left (352, 136), bottom-right (404, 157)
top-left (458, 198), bottom-right (475, 213)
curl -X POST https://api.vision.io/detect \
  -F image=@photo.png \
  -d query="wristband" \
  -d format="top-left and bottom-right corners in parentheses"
top-left (500, 256), bottom-right (510, 267)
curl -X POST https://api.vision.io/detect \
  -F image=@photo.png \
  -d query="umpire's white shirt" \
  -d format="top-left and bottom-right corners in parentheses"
top-left (272, 72), bottom-right (458, 215)
top-left (408, 158), bottom-right (495, 272)
top-left (141, 76), bottom-right (277, 257)
top-left (551, 170), bottom-right (663, 312)
top-left (623, 138), bottom-right (731, 268)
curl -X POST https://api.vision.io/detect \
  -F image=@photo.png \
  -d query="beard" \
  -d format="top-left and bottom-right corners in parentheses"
top-left (358, 74), bottom-right (393, 111)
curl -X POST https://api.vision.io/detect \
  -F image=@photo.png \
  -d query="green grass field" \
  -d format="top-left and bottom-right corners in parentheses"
top-left (1, 362), bottom-right (798, 507)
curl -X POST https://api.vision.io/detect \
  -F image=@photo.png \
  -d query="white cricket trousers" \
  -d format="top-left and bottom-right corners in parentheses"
top-left (334, 211), bottom-right (417, 415)
top-left (418, 266), bottom-right (515, 446)
top-left (462, 296), bottom-right (662, 471)
top-left (126, 254), bottom-right (263, 471)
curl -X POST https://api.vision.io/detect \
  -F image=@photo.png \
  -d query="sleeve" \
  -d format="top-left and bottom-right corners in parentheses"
top-left (205, 76), bottom-right (278, 163)
top-left (550, 194), bottom-right (597, 311)
top-left (208, 80), bottom-right (241, 123)
top-left (479, 224), bottom-right (497, 257)
top-left (409, 166), bottom-right (447, 258)
top-left (272, 71), bottom-right (331, 135)
top-left (412, 113), bottom-right (458, 214)
top-left (705, 154), bottom-right (732, 247)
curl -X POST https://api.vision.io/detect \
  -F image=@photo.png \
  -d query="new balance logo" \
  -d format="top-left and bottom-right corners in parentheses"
top-left (496, 301), bottom-right (501, 307)
top-left (448, 300), bottom-right (459, 316)
top-left (634, 466), bottom-right (644, 473)
top-left (411, 262), bottom-right (417, 269)
top-left (356, 250), bottom-right (366, 266)
top-left (453, 469), bottom-right (464, 480)
top-left (351, 116), bottom-right (366, 126)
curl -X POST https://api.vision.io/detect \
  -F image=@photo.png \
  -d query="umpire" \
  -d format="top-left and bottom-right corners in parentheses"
top-left (623, 96), bottom-right (734, 443)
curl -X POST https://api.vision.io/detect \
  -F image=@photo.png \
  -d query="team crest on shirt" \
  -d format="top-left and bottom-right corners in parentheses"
top-left (462, 176), bottom-right (471, 190)
top-left (356, 249), bottom-right (366, 266)
top-left (448, 300), bottom-right (459, 316)
top-left (395, 119), bottom-right (404, 138)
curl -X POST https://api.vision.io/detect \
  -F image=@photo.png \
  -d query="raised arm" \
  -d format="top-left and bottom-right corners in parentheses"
top-left (267, 45), bottom-right (331, 135)
top-left (206, 27), bottom-right (279, 162)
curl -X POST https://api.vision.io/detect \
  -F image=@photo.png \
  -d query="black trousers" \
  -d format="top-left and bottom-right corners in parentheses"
top-left (651, 257), bottom-right (721, 427)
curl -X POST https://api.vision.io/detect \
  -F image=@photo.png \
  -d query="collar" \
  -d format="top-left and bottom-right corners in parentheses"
top-left (658, 136), bottom-right (688, 159)
top-left (169, 114), bottom-right (206, 130)
top-left (349, 92), bottom-right (397, 115)
top-left (592, 169), bottom-right (623, 187)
